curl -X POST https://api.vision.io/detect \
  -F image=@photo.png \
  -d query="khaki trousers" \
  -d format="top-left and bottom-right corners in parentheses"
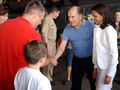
top-left (41, 64), bottom-right (54, 81)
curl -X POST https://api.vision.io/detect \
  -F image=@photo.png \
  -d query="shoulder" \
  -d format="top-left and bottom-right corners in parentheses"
top-left (15, 67), bottom-right (26, 78)
top-left (104, 25), bottom-right (117, 37)
top-left (43, 16), bottom-right (50, 23)
top-left (105, 25), bottom-right (115, 29)
top-left (42, 16), bottom-right (54, 27)
top-left (44, 16), bottom-right (52, 22)
top-left (83, 19), bottom-right (94, 28)
top-left (63, 24), bottom-right (73, 35)
top-left (64, 24), bottom-right (72, 30)
top-left (38, 74), bottom-right (51, 89)
top-left (16, 67), bottom-right (25, 73)
top-left (44, 16), bottom-right (49, 20)
top-left (105, 25), bottom-right (117, 33)
top-left (83, 19), bottom-right (94, 24)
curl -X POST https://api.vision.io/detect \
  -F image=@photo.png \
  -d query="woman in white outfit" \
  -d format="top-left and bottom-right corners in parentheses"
top-left (91, 3), bottom-right (118, 90)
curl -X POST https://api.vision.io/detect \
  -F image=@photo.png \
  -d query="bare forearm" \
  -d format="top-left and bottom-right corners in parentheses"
top-left (54, 40), bottom-right (67, 59)
top-left (43, 57), bottom-right (52, 67)
top-left (55, 46), bottom-right (65, 59)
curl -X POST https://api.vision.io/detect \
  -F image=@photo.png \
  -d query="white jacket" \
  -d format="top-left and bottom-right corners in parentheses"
top-left (92, 25), bottom-right (118, 77)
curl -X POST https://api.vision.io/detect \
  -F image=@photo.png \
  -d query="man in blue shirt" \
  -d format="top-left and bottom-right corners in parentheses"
top-left (52, 6), bottom-right (95, 90)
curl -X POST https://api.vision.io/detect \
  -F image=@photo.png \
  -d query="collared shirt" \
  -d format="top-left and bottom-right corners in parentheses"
top-left (42, 15), bottom-right (57, 55)
top-left (62, 19), bottom-right (94, 58)
top-left (92, 25), bottom-right (118, 76)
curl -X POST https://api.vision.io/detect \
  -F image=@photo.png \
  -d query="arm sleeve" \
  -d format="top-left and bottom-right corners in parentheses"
top-left (92, 27), bottom-right (98, 68)
top-left (62, 27), bottom-right (69, 41)
top-left (106, 26), bottom-right (118, 77)
top-left (42, 18), bottom-right (49, 35)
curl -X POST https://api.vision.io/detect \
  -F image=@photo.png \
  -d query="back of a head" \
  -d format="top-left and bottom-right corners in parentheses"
top-left (0, 4), bottom-right (8, 15)
top-left (24, 0), bottom-right (45, 16)
top-left (24, 40), bottom-right (47, 65)
top-left (47, 4), bottom-right (60, 14)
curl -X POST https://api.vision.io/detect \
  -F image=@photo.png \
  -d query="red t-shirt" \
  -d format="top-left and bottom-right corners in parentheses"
top-left (0, 17), bottom-right (42, 90)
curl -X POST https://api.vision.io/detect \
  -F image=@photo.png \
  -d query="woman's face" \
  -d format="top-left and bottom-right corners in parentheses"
top-left (92, 10), bottom-right (103, 25)
top-left (114, 12), bottom-right (120, 23)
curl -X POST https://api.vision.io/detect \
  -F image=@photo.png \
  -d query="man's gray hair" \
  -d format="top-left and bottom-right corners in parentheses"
top-left (24, 0), bottom-right (45, 16)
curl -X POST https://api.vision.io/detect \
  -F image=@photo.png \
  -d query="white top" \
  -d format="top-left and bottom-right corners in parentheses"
top-left (14, 67), bottom-right (51, 90)
top-left (92, 25), bottom-right (118, 77)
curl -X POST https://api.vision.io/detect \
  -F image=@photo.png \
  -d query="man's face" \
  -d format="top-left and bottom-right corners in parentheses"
top-left (92, 10), bottom-right (103, 25)
top-left (35, 11), bottom-right (45, 27)
top-left (41, 56), bottom-right (46, 67)
top-left (115, 12), bottom-right (120, 23)
top-left (53, 11), bottom-right (60, 19)
top-left (38, 11), bottom-right (45, 25)
top-left (68, 8), bottom-right (82, 28)
top-left (0, 13), bottom-right (8, 24)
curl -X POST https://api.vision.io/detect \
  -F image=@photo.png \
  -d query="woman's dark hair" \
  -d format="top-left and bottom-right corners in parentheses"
top-left (91, 3), bottom-right (116, 29)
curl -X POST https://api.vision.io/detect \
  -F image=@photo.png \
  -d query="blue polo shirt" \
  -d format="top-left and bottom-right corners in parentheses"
top-left (62, 19), bottom-right (94, 58)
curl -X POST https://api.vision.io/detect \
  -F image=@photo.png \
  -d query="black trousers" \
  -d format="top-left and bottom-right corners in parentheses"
top-left (71, 56), bottom-right (96, 90)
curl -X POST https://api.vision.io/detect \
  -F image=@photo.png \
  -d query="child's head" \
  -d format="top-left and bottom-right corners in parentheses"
top-left (24, 40), bottom-right (47, 65)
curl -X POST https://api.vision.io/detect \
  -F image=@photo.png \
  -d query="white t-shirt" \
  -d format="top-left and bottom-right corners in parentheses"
top-left (14, 67), bottom-right (51, 90)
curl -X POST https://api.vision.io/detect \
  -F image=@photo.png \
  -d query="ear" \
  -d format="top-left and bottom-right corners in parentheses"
top-left (39, 57), bottom-right (46, 63)
top-left (33, 13), bottom-right (38, 19)
top-left (31, 13), bottom-right (37, 22)
top-left (39, 58), bottom-right (43, 63)
top-left (80, 14), bottom-right (83, 17)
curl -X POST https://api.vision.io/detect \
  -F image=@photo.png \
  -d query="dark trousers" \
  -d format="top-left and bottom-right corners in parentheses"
top-left (71, 56), bottom-right (96, 90)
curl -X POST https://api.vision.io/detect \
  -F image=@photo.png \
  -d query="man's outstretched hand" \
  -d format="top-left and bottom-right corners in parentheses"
top-left (51, 56), bottom-right (58, 66)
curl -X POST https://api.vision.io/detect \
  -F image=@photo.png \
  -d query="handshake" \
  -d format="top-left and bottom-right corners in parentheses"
top-left (43, 56), bottom-right (58, 67)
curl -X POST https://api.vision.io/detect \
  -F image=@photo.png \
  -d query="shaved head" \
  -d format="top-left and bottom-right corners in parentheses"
top-left (68, 6), bottom-right (82, 15)
top-left (67, 6), bottom-right (83, 29)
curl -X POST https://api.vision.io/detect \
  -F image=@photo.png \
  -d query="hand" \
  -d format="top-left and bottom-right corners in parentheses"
top-left (51, 56), bottom-right (58, 66)
top-left (43, 57), bottom-right (52, 67)
top-left (104, 75), bottom-right (112, 84)
top-left (92, 68), bottom-right (97, 80)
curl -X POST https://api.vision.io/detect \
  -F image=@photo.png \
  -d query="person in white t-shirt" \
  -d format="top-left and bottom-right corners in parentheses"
top-left (14, 40), bottom-right (51, 90)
